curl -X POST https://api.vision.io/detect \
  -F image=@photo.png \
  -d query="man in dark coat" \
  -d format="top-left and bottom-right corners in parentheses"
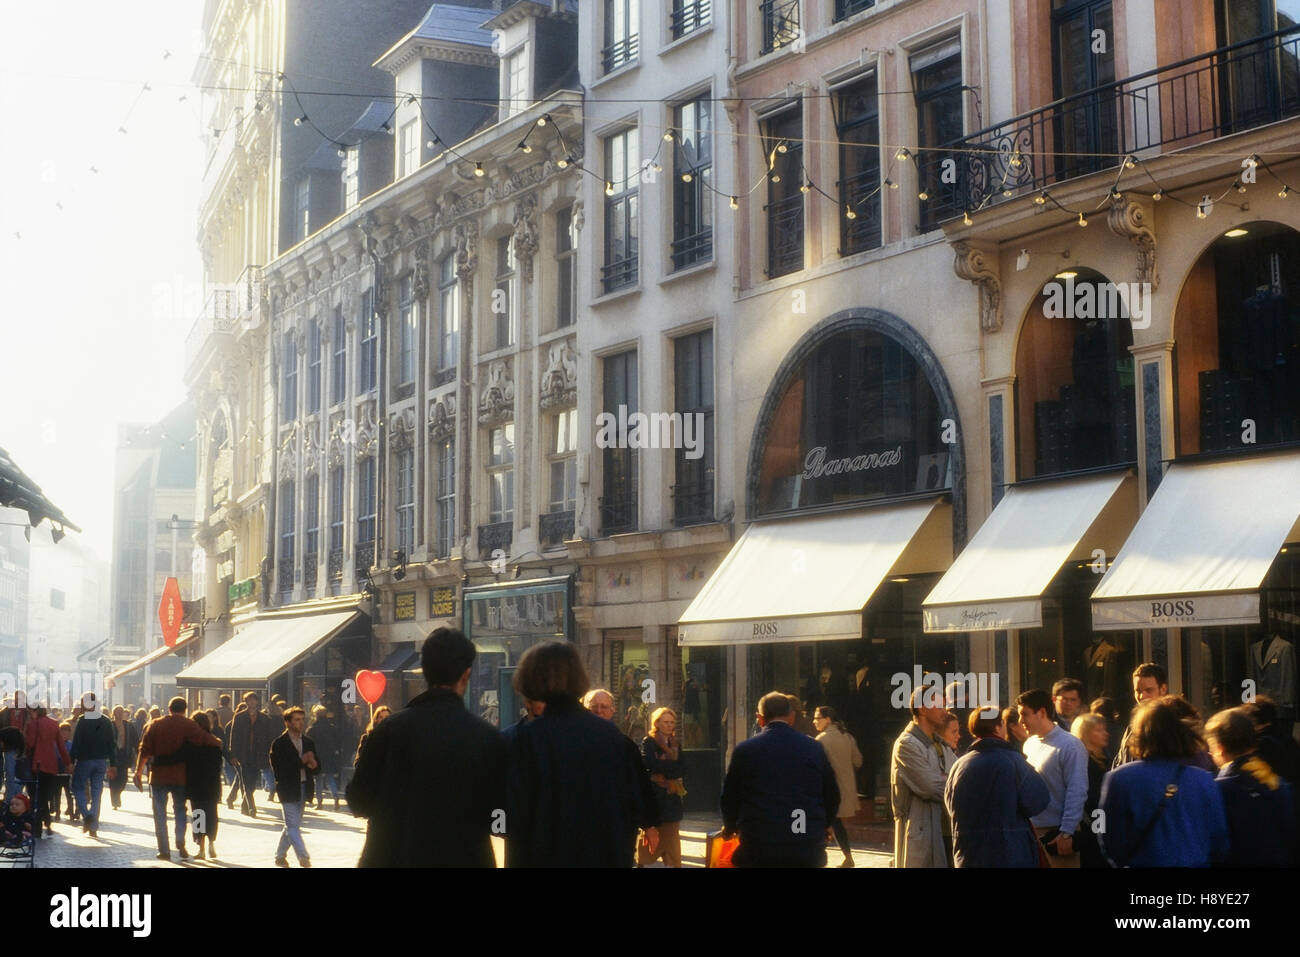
top-left (944, 709), bottom-right (1050, 867)
top-left (1205, 706), bottom-right (1297, 868)
top-left (720, 691), bottom-right (840, 868)
top-left (227, 692), bottom-right (275, 816)
top-left (348, 628), bottom-right (508, 867)
top-left (269, 707), bottom-right (317, 867)
top-left (308, 704), bottom-right (342, 809)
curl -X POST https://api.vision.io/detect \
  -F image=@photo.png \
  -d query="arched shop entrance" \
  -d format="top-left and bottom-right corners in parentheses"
top-left (682, 309), bottom-right (963, 799)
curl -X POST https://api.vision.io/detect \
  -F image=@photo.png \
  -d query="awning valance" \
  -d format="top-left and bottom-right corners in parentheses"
top-left (1091, 450), bottom-right (1300, 630)
top-left (175, 606), bottom-right (366, 689)
top-left (104, 627), bottom-right (199, 688)
top-left (923, 471), bottom-right (1136, 632)
top-left (678, 498), bottom-right (950, 646)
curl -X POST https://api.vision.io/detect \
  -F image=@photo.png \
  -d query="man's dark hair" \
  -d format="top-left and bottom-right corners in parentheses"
top-left (219, 694), bottom-right (231, 706)
top-left (168, 697), bottom-right (187, 714)
top-left (1244, 695), bottom-right (1278, 729)
top-left (1133, 662), bottom-right (1167, 686)
top-left (513, 641), bottom-right (588, 702)
top-left (422, 627), bottom-right (477, 687)
top-left (1204, 707), bottom-right (1256, 757)
top-left (283, 706), bottom-right (305, 724)
top-left (194, 712), bottom-right (211, 733)
top-left (758, 691), bottom-right (793, 721)
top-left (1090, 696), bottom-right (1118, 721)
top-left (968, 709), bottom-right (1002, 738)
top-left (1051, 678), bottom-right (1084, 699)
top-left (244, 691), bottom-right (260, 704)
top-left (1016, 688), bottom-right (1055, 721)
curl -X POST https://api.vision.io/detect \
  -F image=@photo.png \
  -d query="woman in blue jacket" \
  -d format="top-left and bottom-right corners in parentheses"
top-left (639, 707), bottom-right (685, 867)
top-left (1099, 696), bottom-right (1228, 867)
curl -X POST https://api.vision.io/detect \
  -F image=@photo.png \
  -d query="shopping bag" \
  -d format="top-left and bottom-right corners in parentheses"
top-left (705, 829), bottom-right (738, 868)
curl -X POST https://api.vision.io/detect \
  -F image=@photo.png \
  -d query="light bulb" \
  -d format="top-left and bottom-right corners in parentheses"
top-left (1010, 152), bottom-right (1023, 169)
top-left (427, 140), bottom-right (436, 149)
top-left (474, 162), bottom-right (485, 177)
top-left (1280, 185), bottom-right (1290, 198)
top-left (799, 181), bottom-right (809, 193)
top-left (729, 196), bottom-right (738, 210)
top-left (1246, 154), bottom-right (1260, 168)
top-left (683, 172), bottom-right (693, 183)
top-left (1124, 155), bottom-right (1136, 169)
top-left (962, 211), bottom-right (972, 226)
top-left (886, 178), bottom-right (898, 190)
top-left (557, 156), bottom-right (569, 169)
top-left (537, 114), bottom-right (548, 127)
top-left (918, 189), bottom-right (929, 201)
top-left (845, 206), bottom-right (857, 220)
top-left (1034, 191), bottom-right (1047, 205)
top-left (605, 181), bottom-right (615, 196)
top-left (895, 147), bottom-right (909, 162)
top-left (1197, 194), bottom-right (1213, 218)
top-left (663, 131), bottom-right (674, 142)
top-left (1152, 189), bottom-right (1164, 201)
top-left (1235, 180), bottom-right (1247, 194)
top-left (777, 143), bottom-right (788, 154)
top-left (294, 115), bottom-right (307, 127)
top-left (1077, 212), bottom-right (1087, 227)
top-left (771, 173), bottom-right (781, 184)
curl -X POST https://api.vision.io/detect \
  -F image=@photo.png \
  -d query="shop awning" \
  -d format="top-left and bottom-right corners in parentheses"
top-left (1091, 450), bottom-right (1300, 630)
top-left (678, 498), bottom-right (950, 645)
top-left (923, 471), bottom-right (1137, 632)
top-left (378, 642), bottom-right (419, 672)
top-left (104, 627), bottom-right (199, 688)
top-left (175, 606), bottom-right (364, 689)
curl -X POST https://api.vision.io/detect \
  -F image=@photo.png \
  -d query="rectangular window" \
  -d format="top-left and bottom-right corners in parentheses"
top-left (331, 307), bottom-right (347, 404)
top-left (395, 448), bottom-right (415, 552)
top-left (435, 439), bottom-right (455, 558)
top-left (603, 0), bottom-right (640, 73)
top-left (305, 473), bottom-right (319, 555)
top-left (834, 73), bottom-right (882, 255)
top-left (438, 254), bottom-right (459, 371)
top-left (549, 409), bottom-right (578, 512)
top-left (602, 350), bottom-right (637, 533)
top-left (281, 332), bottom-right (298, 420)
top-left (488, 424), bottom-right (515, 524)
top-left (399, 120), bottom-right (419, 177)
top-left (279, 481), bottom-right (295, 561)
top-left (555, 206), bottom-right (576, 328)
top-left (672, 96), bottom-right (713, 270)
top-left (295, 177), bottom-right (310, 242)
top-left (357, 457), bottom-right (376, 544)
top-left (359, 288), bottom-right (377, 393)
top-left (671, 0), bottom-right (712, 40)
top-left (328, 466), bottom-right (344, 554)
top-left (912, 37), bottom-right (964, 231)
top-left (603, 127), bottom-right (639, 293)
top-left (308, 321), bottom-right (322, 413)
top-left (761, 0), bottom-right (801, 54)
top-left (398, 275), bottom-right (417, 387)
top-left (505, 49), bottom-right (527, 118)
top-left (762, 105), bottom-right (804, 278)
top-left (494, 236), bottom-right (517, 349)
top-left (343, 147), bottom-right (359, 209)
top-left (835, 0), bottom-right (874, 21)
top-left (674, 330), bottom-right (714, 525)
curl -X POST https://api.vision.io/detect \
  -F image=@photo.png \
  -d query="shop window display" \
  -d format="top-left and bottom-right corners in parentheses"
top-left (464, 586), bottom-right (568, 729)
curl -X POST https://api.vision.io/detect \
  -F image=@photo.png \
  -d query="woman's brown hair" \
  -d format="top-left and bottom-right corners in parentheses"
top-left (513, 641), bottom-right (589, 703)
top-left (1128, 697), bottom-right (1202, 760)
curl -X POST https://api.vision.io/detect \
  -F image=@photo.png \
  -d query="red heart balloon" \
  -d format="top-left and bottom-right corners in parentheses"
top-left (356, 670), bottom-right (387, 705)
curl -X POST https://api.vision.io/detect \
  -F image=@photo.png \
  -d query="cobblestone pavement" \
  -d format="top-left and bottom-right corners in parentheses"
top-left (15, 787), bottom-right (891, 869)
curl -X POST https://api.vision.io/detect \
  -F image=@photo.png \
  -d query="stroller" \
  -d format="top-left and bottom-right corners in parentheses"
top-left (0, 789), bottom-right (38, 868)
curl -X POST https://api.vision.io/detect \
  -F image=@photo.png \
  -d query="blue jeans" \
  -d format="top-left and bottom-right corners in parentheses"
top-left (316, 772), bottom-right (341, 801)
top-left (2, 751), bottom-right (16, 801)
top-left (72, 758), bottom-right (108, 823)
top-left (276, 800), bottom-right (309, 862)
top-left (151, 784), bottom-right (187, 855)
top-left (223, 758), bottom-right (237, 785)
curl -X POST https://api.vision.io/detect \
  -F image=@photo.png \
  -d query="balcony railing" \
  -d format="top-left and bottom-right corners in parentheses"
top-left (598, 495), bottom-right (637, 535)
top-left (539, 509), bottom-right (575, 546)
top-left (672, 481), bottom-right (714, 526)
top-left (478, 521), bottom-right (513, 555)
top-left (355, 541), bottom-right (375, 578)
top-left (760, 0), bottom-right (801, 55)
top-left (671, 0), bottom-right (711, 40)
top-left (840, 167), bottom-right (883, 255)
top-left (601, 255), bottom-right (638, 293)
top-left (303, 551), bottom-right (317, 592)
top-left (602, 34), bottom-right (639, 73)
top-left (327, 547), bottom-right (344, 582)
top-left (926, 23), bottom-right (1300, 224)
top-left (277, 556), bottom-right (294, 598)
top-left (766, 194), bottom-right (804, 278)
top-left (671, 228), bottom-right (713, 271)
top-left (183, 265), bottom-right (263, 372)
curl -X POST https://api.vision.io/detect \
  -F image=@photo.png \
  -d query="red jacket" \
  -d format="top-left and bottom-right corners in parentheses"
top-left (136, 714), bottom-right (221, 787)
top-left (24, 716), bottom-right (71, 775)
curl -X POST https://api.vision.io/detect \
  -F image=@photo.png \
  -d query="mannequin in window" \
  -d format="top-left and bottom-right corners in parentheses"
top-left (846, 664), bottom-right (876, 799)
top-left (1249, 633), bottom-right (1296, 735)
top-left (1083, 635), bottom-right (1126, 709)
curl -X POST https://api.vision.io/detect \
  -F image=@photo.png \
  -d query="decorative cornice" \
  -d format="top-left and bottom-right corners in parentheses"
top-left (388, 407), bottom-right (416, 452)
top-left (429, 393), bottom-right (457, 442)
top-left (539, 338), bottom-right (577, 410)
top-left (1107, 194), bottom-right (1158, 290)
top-left (355, 401), bottom-right (380, 460)
top-left (477, 358), bottom-right (515, 425)
top-left (953, 240), bottom-right (1002, 333)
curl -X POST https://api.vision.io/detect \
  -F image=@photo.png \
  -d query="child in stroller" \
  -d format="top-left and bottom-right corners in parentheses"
top-left (1, 792), bottom-right (35, 847)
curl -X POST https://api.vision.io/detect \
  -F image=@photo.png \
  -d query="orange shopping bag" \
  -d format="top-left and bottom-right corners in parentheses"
top-left (705, 829), bottom-right (739, 868)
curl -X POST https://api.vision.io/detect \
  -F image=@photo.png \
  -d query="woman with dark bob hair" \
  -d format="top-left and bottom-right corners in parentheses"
top-left (1098, 696), bottom-right (1228, 867)
top-left (505, 641), bottom-right (661, 867)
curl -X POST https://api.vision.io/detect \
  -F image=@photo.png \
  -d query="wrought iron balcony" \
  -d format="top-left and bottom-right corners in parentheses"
top-left (760, 0), bottom-right (801, 55)
top-left (671, 0), bottom-right (711, 40)
top-left (671, 228), bottom-right (713, 271)
top-left (601, 255), bottom-right (638, 294)
top-left (539, 509), bottom-right (575, 546)
top-left (672, 480), bottom-right (714, 527)
top-left (602, 34), bottom-right (639, 74)
top-left (277, 556), bottom-right (294, 597)
top-left (840, 167), bottom-right (883, 255)
top-left (766, 194), bottom-right (804, 278)
top-left (354, 541), bottom-right (375, 577)
top-left (598, 495), bottom-right (637, 536)
top-left (303, 551), bottom-right (317, 592)
top-left (328, 547), bottom-right (344, 583)
top-left (925, 23), bottom-right (1300, 224)
top-left (478, 521), bottom-right (513, 555)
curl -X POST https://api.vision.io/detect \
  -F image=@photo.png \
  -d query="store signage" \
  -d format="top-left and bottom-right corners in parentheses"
top-left (1091, 593), bottom-right (1260, 630)
top-left (394, 591), bottom-right (417, 621)
top-left (801, 444), bottom-right (903, 481)
top-left (679, 612), bottom-right (863, 646)
top-left (430, 587), bottom-right (456, 618)
top-left (923, 599), bottom-right (1043, 634)
top-left (228, 577), bottom-right (257, 603)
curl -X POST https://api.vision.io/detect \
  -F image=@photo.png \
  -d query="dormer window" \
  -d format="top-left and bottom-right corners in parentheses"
top-left (342, 147), bottom-right (360, 209)
top-left (603, 0), bottom-right (640, 74)
top-left (504, 48), bottom-right (528, 118)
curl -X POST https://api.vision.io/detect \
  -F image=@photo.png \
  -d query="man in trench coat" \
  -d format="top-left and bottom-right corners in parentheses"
top-left (890, 686), bottom-right (951, 867)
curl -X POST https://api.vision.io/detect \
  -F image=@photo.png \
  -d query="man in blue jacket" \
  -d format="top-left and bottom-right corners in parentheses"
top-left (720, 691), bottom-right (840, 868)
top-left (945, 708), bottom-right (1050, 866)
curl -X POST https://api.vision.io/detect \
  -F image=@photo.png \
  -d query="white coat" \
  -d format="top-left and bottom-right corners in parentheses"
top-left (890, 721), bottom-right (949, 868)
top-left (816, 724), bottom-right (863, 819)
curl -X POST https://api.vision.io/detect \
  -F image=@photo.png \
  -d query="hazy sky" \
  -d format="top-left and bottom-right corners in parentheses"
top-left (0, 0), bottom-right (204, 558)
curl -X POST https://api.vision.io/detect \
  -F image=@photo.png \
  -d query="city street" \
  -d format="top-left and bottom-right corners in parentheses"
top-left (23, 786), bottom-right (890, 869)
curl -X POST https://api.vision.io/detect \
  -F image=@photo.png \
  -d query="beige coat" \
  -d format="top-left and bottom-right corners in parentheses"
top-left (816, 725), bottom-right (863, 818)
top-left (890, 722), bottom-right (949, 868)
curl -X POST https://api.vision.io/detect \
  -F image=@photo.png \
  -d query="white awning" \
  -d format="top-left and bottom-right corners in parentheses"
top-left (104, 627), bottom-right (200, 688)
top-left (923, 471), bottom-right (1137, 632)
top-left (1091, 450), bottom-right (1300, 630)
top-left (678, 498), bottom-right (950, 646)
top-left (175, 606), bottom-right (364, 689)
